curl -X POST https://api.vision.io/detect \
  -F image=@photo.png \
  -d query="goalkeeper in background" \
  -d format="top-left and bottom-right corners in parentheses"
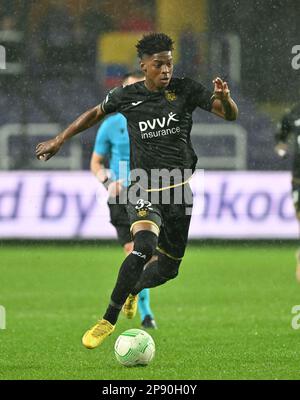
top-left (90, 71), bottom-right (157, 329)
top-left (275, 103), bottom-right (300, 282)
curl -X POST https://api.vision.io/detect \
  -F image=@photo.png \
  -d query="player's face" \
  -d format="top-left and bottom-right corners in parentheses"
top-left (141, 51), bottom-right (173, 90)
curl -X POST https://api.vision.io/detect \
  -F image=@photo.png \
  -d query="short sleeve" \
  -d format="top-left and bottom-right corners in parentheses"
top-left (93, 118), bottom-right (112, 156)
top-left (184, 77), bottom-right (214, 112)
top-left (100, 86), bottom-right (123, 114)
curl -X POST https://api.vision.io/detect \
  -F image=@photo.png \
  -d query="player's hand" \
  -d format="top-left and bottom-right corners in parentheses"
top-left (213, 77), bottom-right (231, 101)
top-left (107, 180), bottom-right (123, 198)
top-left (35, 136), bottom-right (63, 161)
top-left (275, 142), bottom-right (288, 158)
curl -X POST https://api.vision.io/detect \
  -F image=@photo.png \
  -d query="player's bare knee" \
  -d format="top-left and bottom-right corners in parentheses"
top-left (123, 242), bottom-right (134, 255)
top-left (132, 221), bottom-right (160, 237)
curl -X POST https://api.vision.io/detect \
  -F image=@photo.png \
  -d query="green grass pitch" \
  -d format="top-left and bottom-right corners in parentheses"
top-left (0, 243), bottom-right (300, 380)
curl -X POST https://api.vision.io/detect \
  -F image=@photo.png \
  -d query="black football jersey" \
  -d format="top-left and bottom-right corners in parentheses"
top-left (101, 77), bottom-right (214, 189)
top-left (276, 104), bottom-right (300, 179)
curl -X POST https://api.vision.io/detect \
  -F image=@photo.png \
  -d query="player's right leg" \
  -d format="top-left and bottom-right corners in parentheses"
top-left (82, 202), bottom-right (135, 349)
top-left (105, 201), bottom-right (141, 321)
top-left (82, 319), bottom-right (115, 349)
top-left (82, 192), bottom-right (162, 349)
top-left (82, 227), bottom-right (158, 349)
top-left (82, 226), bottom-right (160, 350)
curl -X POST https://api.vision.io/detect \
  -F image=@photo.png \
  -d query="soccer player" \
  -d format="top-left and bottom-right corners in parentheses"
top-left (275, 103), bottom-right (300, 282)
top-left (36, 33), bottom-right (238, 349)
top-left (91, 71), bottom-right (157, 329)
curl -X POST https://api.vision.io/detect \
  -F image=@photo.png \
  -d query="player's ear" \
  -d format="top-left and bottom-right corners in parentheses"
top-left (140, 61), bottom-right (147, 73)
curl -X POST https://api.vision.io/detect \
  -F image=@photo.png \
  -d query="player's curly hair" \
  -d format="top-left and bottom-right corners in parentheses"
top-left (136, 33), bottom-right (174, 59)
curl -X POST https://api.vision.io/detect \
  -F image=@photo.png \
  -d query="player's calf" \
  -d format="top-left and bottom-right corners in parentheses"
top-left (157, 253), bottom-right (181, 281)
top-left (103, 230), bottom-right (158, 325)
top-left (132, 252), bottom-right (182, 294)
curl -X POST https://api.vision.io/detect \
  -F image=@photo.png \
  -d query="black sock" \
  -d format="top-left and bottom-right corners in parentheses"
top-left (103, 303), bottom-right (122, 325)
top-left (103, 253), bottom-right (146, 324)
top-left (103, 231), bottom-right (158, 324)
top-left (132, 260), bottom-right (168, 295)
top-left (132, 254), bottom-right (181, 295)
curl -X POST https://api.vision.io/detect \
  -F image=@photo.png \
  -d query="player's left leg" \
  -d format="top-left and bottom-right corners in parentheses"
top-left (132, 184), bottom-right (193, 293)
top-left (138, 255), bottom-right (158, 329)
top-left (132, 249), bottom-right (182, 293)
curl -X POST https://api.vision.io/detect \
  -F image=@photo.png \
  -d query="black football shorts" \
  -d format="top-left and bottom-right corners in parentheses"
top-left (107, 195), bottom-right (131, 246)
top-left (126, 183), bottom-right (193, 259)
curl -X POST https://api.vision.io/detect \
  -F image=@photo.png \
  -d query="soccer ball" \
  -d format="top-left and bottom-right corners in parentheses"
top-left (114, 329), bottom-right (155, 367)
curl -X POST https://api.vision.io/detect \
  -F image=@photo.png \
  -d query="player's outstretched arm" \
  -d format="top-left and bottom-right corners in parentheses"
top-left (35, 104), bottom-right (105, 161)
top-left (211, 77), bottom-right (238, 121)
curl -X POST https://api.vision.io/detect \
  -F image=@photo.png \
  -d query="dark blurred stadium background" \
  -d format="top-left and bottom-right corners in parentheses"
top-left (1, 0), bottom-right (300, 240)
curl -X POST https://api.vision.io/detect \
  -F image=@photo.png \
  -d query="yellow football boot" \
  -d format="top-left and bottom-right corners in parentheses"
top-left (122, 294), bottom-right (138, 319)
top-left (82, 319), bottom-right (115, 349)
